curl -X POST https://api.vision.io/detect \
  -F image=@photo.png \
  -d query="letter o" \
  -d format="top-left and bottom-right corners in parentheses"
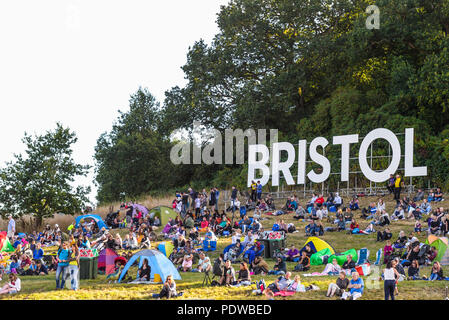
top-left (359, 128), bottom-right (401, 183)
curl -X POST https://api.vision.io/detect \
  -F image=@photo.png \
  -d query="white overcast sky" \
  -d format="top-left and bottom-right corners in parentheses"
top-left (0, 0), bottom-right (229, 205)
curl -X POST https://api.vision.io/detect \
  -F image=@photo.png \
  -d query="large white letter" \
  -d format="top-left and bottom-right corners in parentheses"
top-left (272, 142), bottom-right (295, 186)
top-left (248, 144), bottom-right (270, 187)
top-left (333, 134), bottom-right (359, 182)
top-left (297, 140), bottom-right (307, 184)
top-left (404, 128), bottom-right (427, 177)
top-left (359, 128), bottom-right (401, 182)
top-left (307, 137), bottom-right (331, 183)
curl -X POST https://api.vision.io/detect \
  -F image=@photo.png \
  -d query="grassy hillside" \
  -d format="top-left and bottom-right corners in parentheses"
top-left (1, 193), bottom-right (448, 300)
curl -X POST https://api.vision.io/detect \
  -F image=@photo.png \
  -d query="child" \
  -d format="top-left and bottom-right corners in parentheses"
top-left (181, 254), bottom-right (193, 272)
top-left (414, 220), bottom-right (422, 235)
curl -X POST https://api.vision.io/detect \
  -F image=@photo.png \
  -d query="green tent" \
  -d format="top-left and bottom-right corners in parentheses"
top-left (327, 248), bottom-right (358, 266)
top-left (310, 248), bottom-right (333, 266)
top-left (425, 235), bottom-right (449, 263)
top-left (149, 206), bottom-right (179, 226)
top-left (0, 233), bottom-right (14, 253)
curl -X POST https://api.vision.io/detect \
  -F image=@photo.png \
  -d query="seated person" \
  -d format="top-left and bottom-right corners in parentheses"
top-left (219, 260), bottom-right (235, 286)
top-left (326, 271), bottom-right (349, 298)
top-left (293, 206), bottom-right (306, 220)
top-left (349, 197), bottom-right (359, 211)
top-left (293, 251), bottom-right (310, 272)
top-left (284, 245), bottom-right (300, 262)
top-left (342, 255), bottom-right (355, 271)
top-left (407, 259), bottom-right (420, 280)
top-left (265, 272), bottom-right (292, 293)
top-left (377, 228), bottom-right (393, 242)
top-left (434, 188), bottom-right (443, 202)
top-left (393, 231), bottom-right (407, 249)
top-left (181, 254), bottom-right (193, 272)
top-left (193, 252), bottom-right (212, 273)
top-left (231, 262), bottom-right (251, 287)
top-left (322, 258), bottom-right (342, 275)
top-left (268, 257), bottom-right (287, 275)
top-left (286, 275), bottom-right (306, 292)
top-left (224, 241), bottom-right (242, 262)
top-left (251, 256), bottom-right (269, 275)
top-left (419, 199), bottom-right (432, 214)
top-left (413, 189), bottom-right (425, 202)
top-left (423, 261), bottom-right (444, 281)
top-left (136, 259), bottom-right (151, 282)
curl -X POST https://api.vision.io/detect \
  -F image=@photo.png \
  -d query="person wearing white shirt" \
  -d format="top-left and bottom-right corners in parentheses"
top-left (334, 193), bottom-right (342, 208)
top-left (7, 215), bottom-right (15, 239)
top-left (384, 259), bottom-right (400, 300)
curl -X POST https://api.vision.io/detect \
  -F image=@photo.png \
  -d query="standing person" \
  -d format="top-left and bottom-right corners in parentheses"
top-left (393, 174), bottom-right (404, 201)
top-left (209, 188), bottom-right (216, 211)
top-left (230, 186), bottom-right (238, 215)
top-left (384, 260), bottom-right (400, 300)
top-left (250, 181), bottom-right (257, 202)
top-left (68, 244), bottom-right (80, 290)
top-left (214, 187), bottom-right (220, 212)
top-left (7, 215), bottom-right (15, 240)
top-left (55, 242), bottom-right (70, 289)
top-left (256, 181), bottom-right (263, 202)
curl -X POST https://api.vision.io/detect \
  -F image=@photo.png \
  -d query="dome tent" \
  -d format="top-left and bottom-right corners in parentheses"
top-left (117, 249), bottom-right (181, 284)
top-left (75, 214), bottom-right (108, 230)
top-left (157, 242), bottom-right (174, 258)
top-left (299, 237), bottom-right (336, 256)
top-left (148, 206), bottom-right (179, 226)
top-left (0, 232), bottom-right (14, 252)
top-left (98, 248), bottom-right (118, 275)
top-left (426, 235), bottom-right (449, 265)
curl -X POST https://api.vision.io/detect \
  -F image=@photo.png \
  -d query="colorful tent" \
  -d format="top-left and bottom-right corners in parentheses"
top-left (0, 232), bottom-right (14, 253)
top-left (117, 249), bottom-right (181, 283)
top-left (300, 237), bottom-right (335, 256)
top-left (148, 206), bottom-right (179, 226)
top-left (75, 214), bottom-right (108, 230)
top-left (157, 242), bottom-right (174, 258)
top-left (426, 235), bottom-right (449, 264)
top-left (98, 248), bottom-right (118, 275)
top-left (132, 204), bottom-right (150, 217)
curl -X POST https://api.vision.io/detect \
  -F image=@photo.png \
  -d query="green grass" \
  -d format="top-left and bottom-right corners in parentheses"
top-left (2, 194), bottom-right (448, 300)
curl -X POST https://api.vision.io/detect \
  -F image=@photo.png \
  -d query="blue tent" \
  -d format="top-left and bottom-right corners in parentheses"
top-left (75, 214), bottom-right (108, 230)
top-left (117, 249), bottom-right (181, 283)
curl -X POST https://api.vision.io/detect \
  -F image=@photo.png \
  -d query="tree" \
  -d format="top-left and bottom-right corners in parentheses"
top-left (0, 124), bottom-right (91, 227)
top-left (94, 88), bottom-right (181, 204)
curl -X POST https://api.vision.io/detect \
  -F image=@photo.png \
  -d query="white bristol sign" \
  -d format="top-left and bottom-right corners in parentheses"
top-left (248, 128), bottom-right (427, 187)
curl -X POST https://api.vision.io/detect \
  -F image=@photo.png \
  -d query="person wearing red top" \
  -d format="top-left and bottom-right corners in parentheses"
top-left (315, 195), bottom-right (325, 207)
top-left (349, 219), bottom-right (360, 234)
top-left (199, 217), bottom-right (209, 232)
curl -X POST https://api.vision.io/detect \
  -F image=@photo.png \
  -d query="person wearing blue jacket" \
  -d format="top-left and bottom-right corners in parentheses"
top-left (33, 243), bottom-right (44, 262)
top-left (55, 242), bottom-right (70, 289)
top-left (256, 181), bottom-right (263, 201)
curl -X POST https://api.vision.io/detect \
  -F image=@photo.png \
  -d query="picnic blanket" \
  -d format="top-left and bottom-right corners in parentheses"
top-left (273, 290), bottom-right (296, 297)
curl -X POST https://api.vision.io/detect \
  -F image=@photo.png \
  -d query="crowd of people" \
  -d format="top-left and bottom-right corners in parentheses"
top-left (0, 180), bottom-right (447, 300)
